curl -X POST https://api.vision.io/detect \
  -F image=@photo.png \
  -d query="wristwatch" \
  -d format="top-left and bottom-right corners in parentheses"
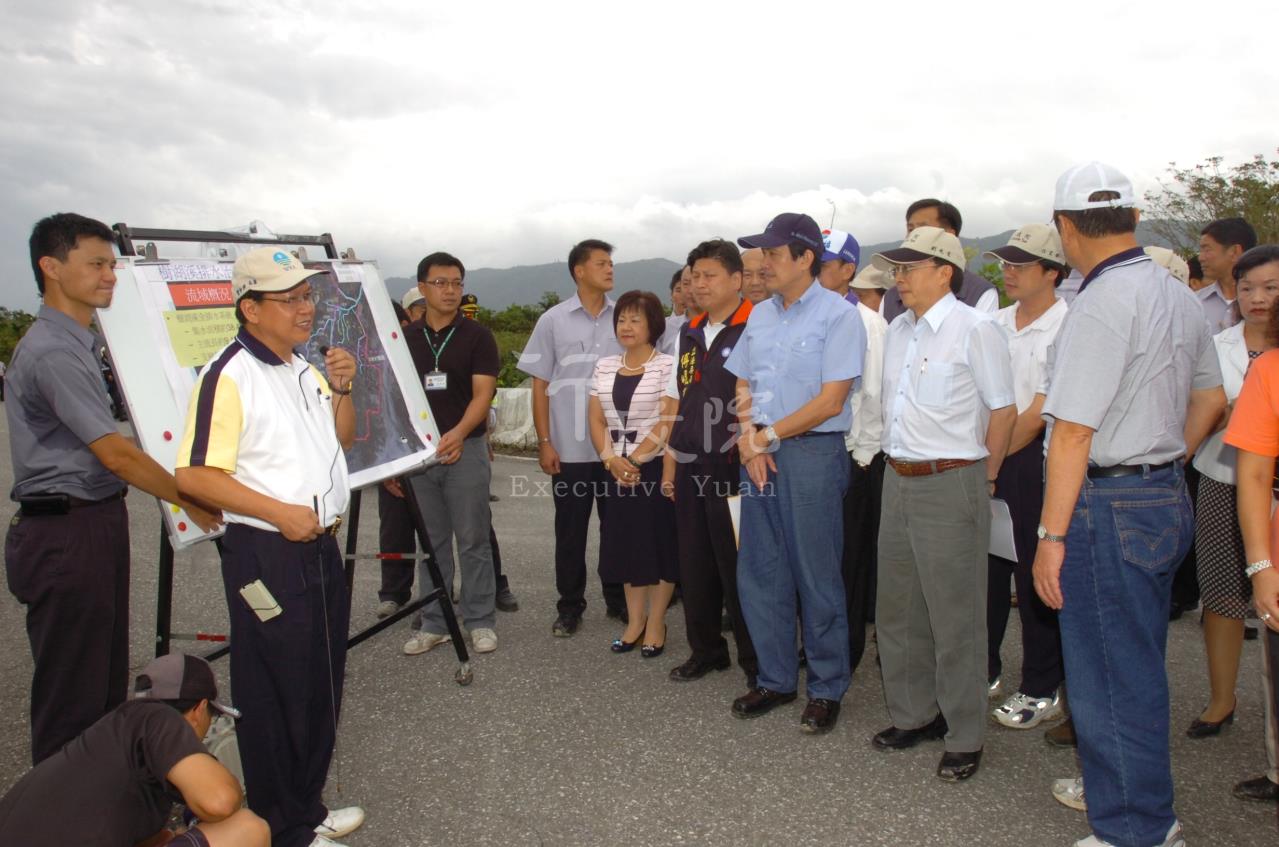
top-left (1037, 524), bottom-right (1066, 543)
top-left (762, 425), bottom-right (779, 445)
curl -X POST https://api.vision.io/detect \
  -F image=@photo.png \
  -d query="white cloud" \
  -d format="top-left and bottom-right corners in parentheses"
top-left (1, 0), bottom-right (1276, 310)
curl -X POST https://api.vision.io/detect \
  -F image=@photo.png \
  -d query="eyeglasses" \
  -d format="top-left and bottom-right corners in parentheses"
top-left (260, 290), bottom-right (319, 308)
top-left (997, 259), bottom-right (1037, 272)
top-left (424, 278), bottom-right (465, 290)
top-left (890, 260), bottom-right (935, 279)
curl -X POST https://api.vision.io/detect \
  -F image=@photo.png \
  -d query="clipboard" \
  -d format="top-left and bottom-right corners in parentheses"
top-left (989, 498), bottom-right (1018, 561)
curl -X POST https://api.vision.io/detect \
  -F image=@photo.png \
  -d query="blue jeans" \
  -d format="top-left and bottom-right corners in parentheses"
top-left (1058, 464), bottom-right (1191, 847)
top-left (737, 433), bottom-right (850, 701)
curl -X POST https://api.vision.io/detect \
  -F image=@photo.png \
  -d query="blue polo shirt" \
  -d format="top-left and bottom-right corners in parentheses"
top-left (725, 281), bottom-right (867, 432)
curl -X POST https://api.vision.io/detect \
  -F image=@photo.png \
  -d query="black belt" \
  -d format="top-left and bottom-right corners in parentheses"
top-left (16, 488), bottom-right (127, 517)
top-left (1086, 461), bottom-right (1175, 479)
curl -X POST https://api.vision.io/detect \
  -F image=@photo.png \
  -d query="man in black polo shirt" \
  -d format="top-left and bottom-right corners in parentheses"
top-left (662, 238), bottom-right (758, 687)
top-left (400, 251), bottom-right (502, 657)
top-left (0, 652), bottom-right (267, 847)
top-left (5, 213), bottom-right (221, 766)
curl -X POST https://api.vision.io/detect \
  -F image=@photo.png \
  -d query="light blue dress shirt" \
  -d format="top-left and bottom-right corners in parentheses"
top-left (724, 281), bottom-right (867, 432)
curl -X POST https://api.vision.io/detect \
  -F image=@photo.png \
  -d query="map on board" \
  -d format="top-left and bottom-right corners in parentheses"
top-left (300, 262), bottom-right (435, 489)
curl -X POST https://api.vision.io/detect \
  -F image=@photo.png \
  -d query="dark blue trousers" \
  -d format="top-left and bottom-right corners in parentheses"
top-left (220, 523), bottom-right (350, 847)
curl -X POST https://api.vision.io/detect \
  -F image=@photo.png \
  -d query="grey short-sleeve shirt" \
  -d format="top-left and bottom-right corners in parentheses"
top-left (517, 294), bottom-right (621, 463)
top-left (1043, 251), bottom-right (1221, 466)
top-left (6, 306), bottom-right (124, 500)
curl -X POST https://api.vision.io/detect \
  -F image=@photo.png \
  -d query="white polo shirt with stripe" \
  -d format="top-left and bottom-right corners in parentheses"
top-left (177, 328), bottom-right (350, 531)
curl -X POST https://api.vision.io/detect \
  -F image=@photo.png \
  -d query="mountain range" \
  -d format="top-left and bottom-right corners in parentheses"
top-left (384, 222), bottom-right (1177, 309)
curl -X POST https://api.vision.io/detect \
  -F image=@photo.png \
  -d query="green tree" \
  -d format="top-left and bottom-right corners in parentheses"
top-left (1143, 151), bottom-right (1279, 250)
top-left (0, 308), bottom-right (37, 364)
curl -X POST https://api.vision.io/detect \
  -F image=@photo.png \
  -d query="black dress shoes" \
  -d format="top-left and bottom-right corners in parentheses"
top-left (669, 655), bottom-right (731, 682)
top-left (1186, 706), bottom-right (1234, 738)
top-left (937, 749), bottom-right (982, 782)
top-left (872, 714), bottom-right (948, 750)
top-left (1233, 775), bottom-right (1279, 802)
top-left (800, 699), bottom-right (841, 734)
top-left (731, 687), bottom-right (797, 719)
top-left (605, 607), bottom-right (630, 624)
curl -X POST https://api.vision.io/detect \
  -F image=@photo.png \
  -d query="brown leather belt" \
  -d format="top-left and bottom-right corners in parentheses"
top-left (887, 458), bottom-right (977, 477)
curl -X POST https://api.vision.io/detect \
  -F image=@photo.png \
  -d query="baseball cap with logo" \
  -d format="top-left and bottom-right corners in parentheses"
top-left (232, 246), bottom-right (324, 302)
top-left (871, 226), bottom-right (966, 271)
top-left (133, 653), bottom-right (241, 718)
top-left (737, 212), bottom-right (824, 253)
top-left (1145, 246), bottom-right (1191, 285)
top-left (401, 287), bottom-right (426, 312)
top-left (822, 229), bottom-right (861, 265)
top-left (851, 265), bottom-right (892, 291)
top-left (1053, 161), bottom-right (1137, 211)
top-left (984, 223), bottom-right (1065, 266)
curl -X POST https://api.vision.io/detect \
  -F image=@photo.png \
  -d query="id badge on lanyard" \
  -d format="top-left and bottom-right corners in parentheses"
top-left (424, 371), bottom-right (448, 391)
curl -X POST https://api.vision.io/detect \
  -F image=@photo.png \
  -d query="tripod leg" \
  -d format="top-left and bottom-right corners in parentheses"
top-left (399, 474), bottom-right (473, 684)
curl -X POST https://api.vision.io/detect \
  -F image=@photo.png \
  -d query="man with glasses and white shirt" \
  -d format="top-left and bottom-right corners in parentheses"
top-left (981, 225), bottom-right (1069, 730)
top-left (870, 226), bottom-right (1015, 783)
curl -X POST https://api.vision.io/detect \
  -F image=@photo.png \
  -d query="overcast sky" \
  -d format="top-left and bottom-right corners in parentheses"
top-left (2, 0), bottom-right (1275, 311)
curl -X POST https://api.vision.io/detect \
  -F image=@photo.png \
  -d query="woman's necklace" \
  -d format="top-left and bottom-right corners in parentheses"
top-left (618, 346), bottom-right (656, 372)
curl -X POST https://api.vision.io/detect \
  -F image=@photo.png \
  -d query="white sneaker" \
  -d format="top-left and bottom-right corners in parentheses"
top-left (308, 836), bottom-right (348, 847)
top-left (403, 630), bottom-right (451, 656)
top-left (315, 806), bottom-right (365, 839)
top-left (1074, 820), bottom-right (1183, 847)
top-left (472, 628), bottom-right (498, 653)
top-left (1052, 776), bottom-right (1087, 811)
top-left (994, 690), bottom-right (1063, 729)
top-left (376, 600), bottom-right (401, 620)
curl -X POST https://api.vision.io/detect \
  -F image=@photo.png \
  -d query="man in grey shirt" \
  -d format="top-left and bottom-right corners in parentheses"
top-left (518, 239), bottom-right (626, 635)
top-left (1032, 164), bottom-right (1224, 847)
top-left (5, 214), bottom-right (220, 765)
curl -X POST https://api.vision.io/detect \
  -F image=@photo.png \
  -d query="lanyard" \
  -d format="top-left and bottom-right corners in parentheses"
top-left (422, 325), bottom-right (457, 371)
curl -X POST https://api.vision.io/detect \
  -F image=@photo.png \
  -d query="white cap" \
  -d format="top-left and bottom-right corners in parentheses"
top-left (231, 247), bottom-right (323, 301)
top-left (851, 265), bottom-right (892, 291)
top-left (401, 287), bottom-right (426, 311)
top-left (983, 224), bottom-right (1065, 266)
top-left (1145, 247), bottom-right (1190, 285)
top-left (1053, 161), bottom-right (1137, 211)
top-left (871, 226), bottom-right (966, 271)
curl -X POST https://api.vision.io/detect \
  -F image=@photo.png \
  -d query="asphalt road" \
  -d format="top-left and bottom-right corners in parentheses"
top-left (0, 432), bottom-right (1276, 845)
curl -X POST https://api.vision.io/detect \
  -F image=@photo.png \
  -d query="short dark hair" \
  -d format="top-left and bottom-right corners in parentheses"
top-left (568, 239), bottom-right (613, 282)
top-left (164, 699), bottom-right (211, 717)
top-left (906, 199), bottom-right (963, 234)
top-left (1202, 217), bottom-right (1258, 253)
top-left (786, 242), bottom-right (820, 277)
top-left (29, 212), bottom-right (115, 295)
top-left (1234, 244), bottom-right (1279, 282)
top-left (669, 269), bottom-right (683, 291)
top-left (1038, 260), bottom-right (1067, 288)
top-left (417, 251), bottom-right (466, 283)
top-left (1187, 255), bottom-right (1204, 281)
top-left (686, 239), bottom-right (743, 276)
top-left (392, 299), bottom-right (411, 325)
top-left (612, 289), bottom-right (666, 345)
top-left (235, 291), bottom-right (264, 325)
top-left (1052, 191), bottom-right (1138, 238)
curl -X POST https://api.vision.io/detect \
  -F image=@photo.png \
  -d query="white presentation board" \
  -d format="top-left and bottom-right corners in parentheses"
top-left (97, 256), bottom-right (439, 549)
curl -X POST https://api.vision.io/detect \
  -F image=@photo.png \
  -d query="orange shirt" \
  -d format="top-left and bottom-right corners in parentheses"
top-left (1225, 348), bottom-right (1279, 458)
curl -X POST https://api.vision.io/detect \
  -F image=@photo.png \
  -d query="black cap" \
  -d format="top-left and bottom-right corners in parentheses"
top-left (737, 212), bottom-right (824, 253)
top-left (133, 653), bottom-right (241, 718)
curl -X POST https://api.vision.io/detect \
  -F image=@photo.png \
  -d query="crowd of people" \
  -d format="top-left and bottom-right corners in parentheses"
top-left (2, 158), bottom-right (1278, 847)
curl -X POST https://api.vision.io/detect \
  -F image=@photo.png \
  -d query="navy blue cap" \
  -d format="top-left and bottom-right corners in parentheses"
top-left (737, 213), bottom-right (824, 253)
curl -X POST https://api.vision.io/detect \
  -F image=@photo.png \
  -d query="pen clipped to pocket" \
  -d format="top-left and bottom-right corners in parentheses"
top-left (239, 579), bottom-right (283, 623)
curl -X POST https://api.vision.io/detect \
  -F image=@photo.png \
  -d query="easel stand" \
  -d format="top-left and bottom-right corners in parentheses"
top-left (154, 473), bottom-right (473, 685)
